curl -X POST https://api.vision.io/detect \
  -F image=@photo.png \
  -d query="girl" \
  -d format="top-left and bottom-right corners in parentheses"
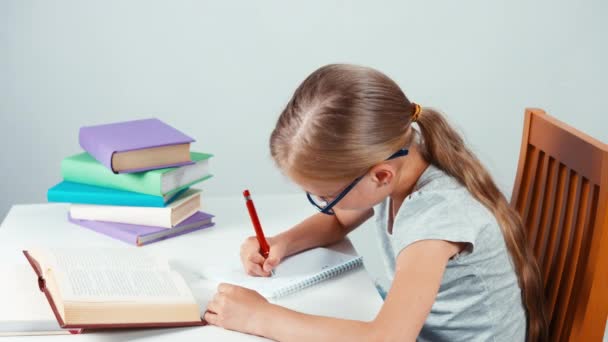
top-left (203, 64), bottom-right (547, 341)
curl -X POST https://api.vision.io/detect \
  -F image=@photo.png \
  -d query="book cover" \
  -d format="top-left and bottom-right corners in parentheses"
top-left (68, 211), bottom-right (215, 246)
top-left (47, 181), bottom-right (187, 207)
top-left (78, 118), bottom-right (195, 173)
top-left (61, 152), bottom-right (213, 196)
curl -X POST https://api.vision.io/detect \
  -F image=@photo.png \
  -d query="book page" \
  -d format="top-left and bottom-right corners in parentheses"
top-left (200, 247), bottom-right (362, 298)
top-left (0, 265), bottom-right (65, 334)
top-left (45, 249), bottom-right (195, 303)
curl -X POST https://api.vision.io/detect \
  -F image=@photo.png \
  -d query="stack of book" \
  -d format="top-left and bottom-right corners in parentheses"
top-left (47, 118), bottom-right (215, 246)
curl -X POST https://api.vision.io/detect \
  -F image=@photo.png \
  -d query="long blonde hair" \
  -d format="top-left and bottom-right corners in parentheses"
top-left (270, 64), bottom-right (548, 341)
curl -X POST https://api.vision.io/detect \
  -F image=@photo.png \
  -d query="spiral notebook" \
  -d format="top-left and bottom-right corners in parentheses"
top-left (201, 248), bottom-right (363, 299)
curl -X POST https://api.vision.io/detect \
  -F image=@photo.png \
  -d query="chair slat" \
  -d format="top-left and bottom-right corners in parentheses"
top-left (559, 183), bottom-right (597, 342)
top-left (541, 163), bottom-right (568, 285)
top-left (534, 156), bottom-right (558, 264)
top-left (546, 171), bottom-right (580, 320)
top-left (552, 178), bottom-right (590, 341)
top-left (521, 146), bottom-right (541, 236)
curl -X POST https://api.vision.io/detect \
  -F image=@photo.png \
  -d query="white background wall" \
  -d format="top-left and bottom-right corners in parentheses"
top-left (2, 0), bottom-right (607, 288)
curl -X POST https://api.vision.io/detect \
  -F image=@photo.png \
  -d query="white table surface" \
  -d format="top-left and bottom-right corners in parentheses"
top-left (0, 194), bottom-right (383, 341)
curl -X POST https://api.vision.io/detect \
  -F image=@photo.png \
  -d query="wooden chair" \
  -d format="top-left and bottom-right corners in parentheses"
top-left (511, 108), bottom-right (608, 341)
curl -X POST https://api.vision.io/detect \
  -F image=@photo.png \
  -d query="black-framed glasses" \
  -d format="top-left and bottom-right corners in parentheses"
top-left (306, 148), bottom-right (409, 215)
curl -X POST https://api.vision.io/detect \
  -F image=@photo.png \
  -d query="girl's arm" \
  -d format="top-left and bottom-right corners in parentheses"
top-left (251, 239), bottom-right (461, 341)
top-left (276, 207), bottom-right (374, 256)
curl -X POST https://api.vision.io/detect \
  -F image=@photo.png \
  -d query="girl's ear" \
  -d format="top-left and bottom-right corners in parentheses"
top-left (369, 163), bottom-right (394, 187)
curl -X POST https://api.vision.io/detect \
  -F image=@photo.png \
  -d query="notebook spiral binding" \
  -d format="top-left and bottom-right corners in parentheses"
top-left (270, 256), bottom-right (363, 299)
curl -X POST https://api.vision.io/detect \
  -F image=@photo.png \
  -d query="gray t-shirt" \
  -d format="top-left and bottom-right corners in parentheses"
top-left (374, 164), bottom-right (526, 341)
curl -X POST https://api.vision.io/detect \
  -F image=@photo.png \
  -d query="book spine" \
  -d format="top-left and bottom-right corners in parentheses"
top-left (78, 127), bottom-right (115, 172)
top-left (62, 155), bottom-right (163, 196)
top-left (140, 171), bottom-right (164, 195)
top-left (70, 204), bottom-right (173, 228)
top-left (48, 187), bottom-right (166, 207)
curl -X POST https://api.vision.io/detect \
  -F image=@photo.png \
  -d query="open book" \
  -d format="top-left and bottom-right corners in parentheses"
top-left (23, 248), bottom-right (205, 329)
top-left (201, 247), bottom-right (363, 299)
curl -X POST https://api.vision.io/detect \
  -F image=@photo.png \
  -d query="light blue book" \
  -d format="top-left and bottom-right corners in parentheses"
top-left (47, 181), bottom-right (187, 207)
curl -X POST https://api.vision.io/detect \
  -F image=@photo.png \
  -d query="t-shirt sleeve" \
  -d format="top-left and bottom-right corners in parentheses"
top-left (391, 188), bottom-right (487, 258)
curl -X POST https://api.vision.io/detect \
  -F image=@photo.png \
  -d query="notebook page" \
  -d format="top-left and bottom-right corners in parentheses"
top-left (201, 247), bottom-right (362, 298)
top-left (45, 248), bottom-right (195, 303)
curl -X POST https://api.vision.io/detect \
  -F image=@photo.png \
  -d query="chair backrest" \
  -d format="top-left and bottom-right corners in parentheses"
top-left (511, 108), bottom-right (608, 341)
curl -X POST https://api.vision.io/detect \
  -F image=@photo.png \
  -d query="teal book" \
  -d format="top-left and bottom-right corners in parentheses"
top-left (61, 152), bottom-right (213, 196)
top-left (47, 181), bottom-right (188, 207)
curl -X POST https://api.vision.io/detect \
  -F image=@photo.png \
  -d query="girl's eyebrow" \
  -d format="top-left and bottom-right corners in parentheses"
top-left (322, 188), bottom-right (343, 198)
top-left (304, 188), bottom-right (336, 198)
top-left (304, 181), bottom-right (347, 197)
top-left (308, 191), bottom-right (331, 198)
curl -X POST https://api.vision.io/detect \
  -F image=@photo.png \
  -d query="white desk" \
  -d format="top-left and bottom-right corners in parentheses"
top-left (0, 194), bottom-right (383, 341)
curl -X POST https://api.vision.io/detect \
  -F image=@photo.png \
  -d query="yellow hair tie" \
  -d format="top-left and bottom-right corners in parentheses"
top-left (412, 103), bottom-right (422, 122)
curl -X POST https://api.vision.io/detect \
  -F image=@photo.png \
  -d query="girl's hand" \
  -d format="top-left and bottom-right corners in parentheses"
top-left (204, 283), bottom-right (271, 336)
top-left (240, 235), bottom-right (288, 277)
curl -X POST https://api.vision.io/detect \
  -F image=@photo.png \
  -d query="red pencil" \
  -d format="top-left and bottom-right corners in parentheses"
top-left (243, 189), bottom-right (270, 258)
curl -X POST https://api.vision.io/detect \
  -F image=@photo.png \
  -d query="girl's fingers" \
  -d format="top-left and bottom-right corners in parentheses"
top-left (206, 300), bottom-right (217, 314)
top-left (241, 250), bottom-right (265, 272)
top-left (263, 258), bottom-right (279, 272)
top-left (248, 252), bottom-right (266, 265)
top-left (240, 237), bottom-right (260, 253)
top-left (203, 311), bottom-right (219, 326)
top-left (245, 261), bottom-right (270, 277)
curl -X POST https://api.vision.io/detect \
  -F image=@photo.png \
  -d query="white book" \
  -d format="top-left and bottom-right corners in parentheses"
top-left (200, 247), bottom-right (363, 299)
top-left (70, 189), bottom-right (201, 228)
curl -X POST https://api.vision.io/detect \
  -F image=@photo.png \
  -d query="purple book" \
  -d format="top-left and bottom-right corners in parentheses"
top-left (68, 211), bottom-right (215, 246)
top-left (79, 118), bottom-right (195, 174)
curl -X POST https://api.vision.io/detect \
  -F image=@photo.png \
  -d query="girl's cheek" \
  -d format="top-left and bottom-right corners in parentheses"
top-left (336, 197), bottom-right (370, 211)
